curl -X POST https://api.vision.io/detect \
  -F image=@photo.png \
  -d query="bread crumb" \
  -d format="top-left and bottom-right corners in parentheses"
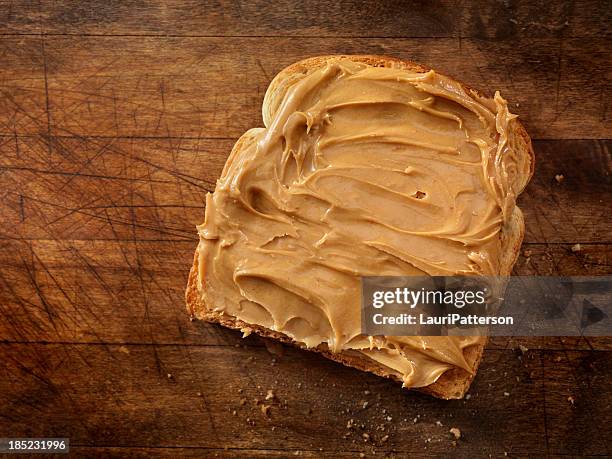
top-left (381, 434), bottom-right (389, 443)
top-left (260, 405), bottom-right (271, 416)
top-left (450, 427), bottom-right (461, 440)
top-left (166, 373), bottom-right (173, 379)
top-left (555, 174), bottom-right (564, 183)
top-left (232, 410), bottom-right (236, 416)
top-left (240, 398), bottom-right (246, 406)
top-left (568, 396), bottom-right (575, 405)
top-left (504, 392), bottom-right (510, 397)
top-left (518, 344), bottom-right (529, 354)
top-left (118, 346), bottom-right (130, 354)
top-left (364, 390), bottom-right (370, 395)
top-left (237, 388), bottom-right (243, 394)
top-left (362, 433), bottom-right (370, 442)
top-left (571, 243), bottom-right (582, 252)
top-left (465, 394), bottom-right (471, 400)
top-left (196, 392), bottom-right (202, 397)
top-left (413, 417), bottom-right (418, 423)
top-left (241, 327), bottom-right (252, 337)
top-left (436, 421), bottom-right (443, 427)
top-left (266, 390), bottom-right (275, 401)
top-left (386, 416), bottom-right (392, 422)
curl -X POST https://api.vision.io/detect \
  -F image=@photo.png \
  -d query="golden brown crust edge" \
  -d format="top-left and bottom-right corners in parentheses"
top-left (186, 55), bottom-right (535, 399)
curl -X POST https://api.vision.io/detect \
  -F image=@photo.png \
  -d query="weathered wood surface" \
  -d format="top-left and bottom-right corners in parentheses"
top-left (1, 343), bottom-right (610, 456)
top-left (0, 35), bottom-right (609, 139)
top-left (0, 1), bottom-right (611, 457)
top-left (3, 0), bottom-right (610, 38)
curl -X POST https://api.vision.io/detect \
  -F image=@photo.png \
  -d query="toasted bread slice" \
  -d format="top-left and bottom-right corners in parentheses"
top-left (186, 55), bottom-right (534, 399)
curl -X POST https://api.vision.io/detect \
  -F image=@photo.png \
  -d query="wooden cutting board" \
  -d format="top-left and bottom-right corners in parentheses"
top-left (1, 1), bottom-right (611, 456)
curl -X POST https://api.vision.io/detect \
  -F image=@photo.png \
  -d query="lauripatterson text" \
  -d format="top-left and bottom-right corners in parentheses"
top-left (372, 313), bottom-right (514, 326)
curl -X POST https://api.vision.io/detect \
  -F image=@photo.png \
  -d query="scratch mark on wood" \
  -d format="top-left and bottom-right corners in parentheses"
top-left (256, 58), bottom-right (270, 81)
top-left (554, 35), bottom-right (565, 116)
top-left (39, 35), bottom-right (52, 146)
top-left (19, 194), bottom-right (25, 222)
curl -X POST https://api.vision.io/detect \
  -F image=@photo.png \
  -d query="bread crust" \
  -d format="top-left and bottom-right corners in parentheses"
top-left (186, 55), bottom-right (535, 399)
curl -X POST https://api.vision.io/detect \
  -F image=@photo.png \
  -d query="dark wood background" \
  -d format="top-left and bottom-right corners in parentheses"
top-left (1, 1), bottom-right (611, 457)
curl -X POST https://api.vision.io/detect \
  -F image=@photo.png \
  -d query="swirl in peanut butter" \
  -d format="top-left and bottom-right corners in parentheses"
top-left (196, 59), bottom-right (530, 388)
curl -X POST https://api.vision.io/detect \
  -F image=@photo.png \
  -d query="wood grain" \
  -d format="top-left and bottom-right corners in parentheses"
top-left (0, 135), bottom-right (224, 241)
top-left (3, 1), bottom-right (610, 38)
top-left (3, 35), bottom-right (610, 140)
top-left (1, 1), bottom-right (611, 456)
top-left (31, 36), bottom-right (609, 140)
top-left (0, 37), bottom-right (47, 135)
top-left (1, 343), bottom-right (610, 456)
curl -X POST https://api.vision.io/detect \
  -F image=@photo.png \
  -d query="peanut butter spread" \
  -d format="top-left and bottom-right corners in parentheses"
top-left (196, 59), bottom-right (528, 388)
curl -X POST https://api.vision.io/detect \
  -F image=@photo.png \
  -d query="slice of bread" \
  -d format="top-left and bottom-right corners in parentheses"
top-left (186, 55), bottom-right (534, 399)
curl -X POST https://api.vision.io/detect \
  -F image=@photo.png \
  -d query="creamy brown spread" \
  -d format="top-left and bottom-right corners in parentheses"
top-left (196, 59), bottom-right (528, 388)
